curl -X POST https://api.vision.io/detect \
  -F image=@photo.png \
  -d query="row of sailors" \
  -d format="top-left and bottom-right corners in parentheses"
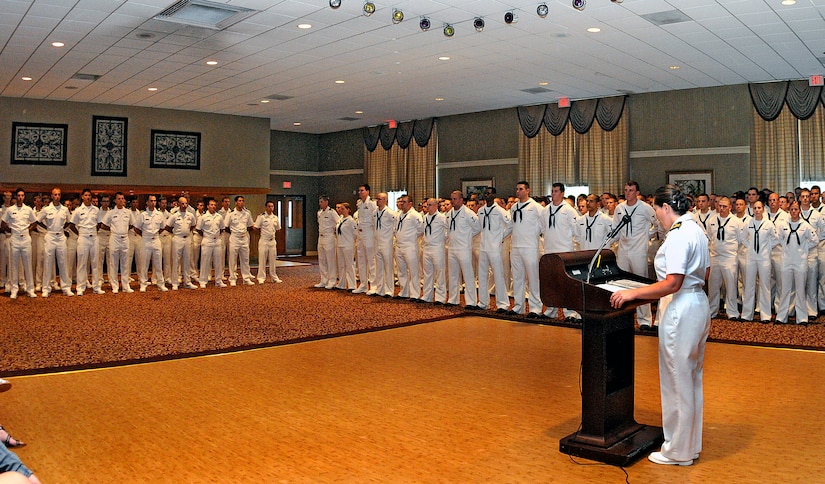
top-left (0, 188), bottom-right (283, 299)
top-left (695, 189), bottom-right (824, 325)
top-left (316, 182), bottom-right (657, 326)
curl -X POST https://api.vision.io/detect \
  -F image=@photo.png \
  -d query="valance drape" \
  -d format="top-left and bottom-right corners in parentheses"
top-left (516, 104), bottom-right (546, 138)
top-left (395, 121), bottom-right (414, 149)
top-left (569, 99), bottom-right (597, 134)
top-left (518, 96), bottom-right (626, 137)
top-left (785, 80), bottom-right (822, 120)
top-left (543, 104), bottom-right (569, 135)
top-left (746, 81), bottom-right (821, 122)
top-left (363, 125), bottom-right (381, 152)
top-left (595, 96), bottom-right (625, 132)
top-left (363, 118), bottom-right (434, 151)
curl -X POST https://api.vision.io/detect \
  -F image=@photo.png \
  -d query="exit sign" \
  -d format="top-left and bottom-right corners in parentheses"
top-left (810, 75), bottom-right (824, 87)
top-left (282, 181), bottom-right (291, 189)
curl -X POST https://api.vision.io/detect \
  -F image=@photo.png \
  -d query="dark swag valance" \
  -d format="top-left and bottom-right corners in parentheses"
top-left (749, 80), bottom-right (825, 121)
top-left (363, 118), bottom-right (434, 152)
top-left (516, 95), bottom-right (626, 138)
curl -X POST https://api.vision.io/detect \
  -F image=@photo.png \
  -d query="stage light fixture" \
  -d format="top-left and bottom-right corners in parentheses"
top-left (329, 0), bottom-right (341, 8)
top-left (363, 2), bottom-right (375, 16)
top-left (537, 3), bottom-right (548, 17)
top-left (473, 17), bottom-right (485, 32)
top-left (392, 9), bottom-right (403, 23)
top-left (419, 17), bottom-right (431, 31)
top-left (443, 23), bottom-right (455, 37)
top-left (572, 0), bottom-right (585, 11)
top-left (504, 11), bottom-right (518, 24)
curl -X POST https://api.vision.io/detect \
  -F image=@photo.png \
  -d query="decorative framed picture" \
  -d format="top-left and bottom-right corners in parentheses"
top-left (461, 178), bottom-right (495, 199)
top-left (11, 122), bottom-right (68, 165)
top-left (667, 171), bottom-right (713, 197)
top-left (92, 116), bottom-right (128, 176)
top-left (150, 129), bottom-right (201, 170)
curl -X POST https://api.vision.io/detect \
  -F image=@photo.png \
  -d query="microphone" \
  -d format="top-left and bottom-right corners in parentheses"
top-left (586, 214), bottom-right (631, 283)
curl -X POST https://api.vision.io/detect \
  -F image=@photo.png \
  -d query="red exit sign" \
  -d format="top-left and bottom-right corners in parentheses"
top-left (810, 75), bottom-right (824, 87)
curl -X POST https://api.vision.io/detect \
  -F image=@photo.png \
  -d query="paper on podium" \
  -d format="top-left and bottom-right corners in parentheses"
top-left (596, 279), bottom-right (651, 293)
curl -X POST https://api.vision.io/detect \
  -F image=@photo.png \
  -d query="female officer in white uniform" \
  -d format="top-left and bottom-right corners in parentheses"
top-left (739, 200), bottom-right (779, 322)
top-left (609, 184), bottom-right (710, 466)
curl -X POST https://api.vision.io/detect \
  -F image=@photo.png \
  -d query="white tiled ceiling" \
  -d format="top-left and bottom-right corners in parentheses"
top-left (1, 0), bottom-right (823, 134)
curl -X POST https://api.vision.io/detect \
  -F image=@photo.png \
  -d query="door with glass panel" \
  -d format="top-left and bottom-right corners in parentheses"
top-left (268, 195), bottom-right (305, 256)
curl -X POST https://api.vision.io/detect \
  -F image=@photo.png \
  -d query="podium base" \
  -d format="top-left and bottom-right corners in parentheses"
top-left (560, 425), bottom-right (663, 467)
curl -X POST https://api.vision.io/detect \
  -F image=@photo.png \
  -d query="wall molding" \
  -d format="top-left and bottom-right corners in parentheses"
top-left (270, 168), bottom-right (364, 177)
top-left (438, 158), bottom-right (518, 169)
top-left (630, 146), bottom-right (750, 158)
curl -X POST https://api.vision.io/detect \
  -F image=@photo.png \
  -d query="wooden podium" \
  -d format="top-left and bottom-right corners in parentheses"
top-left (539, 250), bottom-right (663, 466)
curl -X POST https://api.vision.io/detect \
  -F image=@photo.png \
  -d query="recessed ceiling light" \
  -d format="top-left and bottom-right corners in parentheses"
top-left (438, 56), bottom-right (450, 61)
top-left (781, 0), bottom-right (796, 5)
top-left (51, 41), bottom-right (64, 47)
top-left (587, 27), bottom-right (600, 33)
top-left (435, 97), bottom-right (444, 101)
top-left (293, 122), bottom-right (302, 126)
top-left (148, 87), bottom-right (158, 91)
top-left (669, 65), bottom-right (680, 70)
top-left (355, 111), bottom-right (363, 114)
top-left (261, 99), bottom-right (270, 103)
top-left (298, 23), bottom-right (312, 29)
top-left (538, 82), bottom-right (549, 86)
top-left (21, 77), bottom-right (32, 81)
top-left (206, 60), bottom-right (218, 65)
top-left (335, 80), bottom-right (345, 84)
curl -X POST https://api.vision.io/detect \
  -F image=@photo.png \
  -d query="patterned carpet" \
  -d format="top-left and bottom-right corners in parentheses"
top-left (2, 262), bottom-right (823, 376)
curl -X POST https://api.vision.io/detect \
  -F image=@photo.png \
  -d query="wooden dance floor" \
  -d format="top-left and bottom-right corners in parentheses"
top-left (4, 316), bottom-right (822, 483)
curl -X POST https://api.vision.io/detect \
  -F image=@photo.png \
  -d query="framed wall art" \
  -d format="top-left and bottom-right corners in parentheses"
top-left (667, 170), bottom-right (713, 197)
top-left (11, 122), bottom-right (68, 165)
top-left (92, 116), bottom-right (128, 176)
top-left (461, 178), bottom-right (495, 199)
top-left (150, 129), bottom-right (201, 170)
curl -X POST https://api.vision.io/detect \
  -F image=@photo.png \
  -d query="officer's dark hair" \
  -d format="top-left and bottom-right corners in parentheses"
top-left (552, 182), bottom-right (565, 193)
top-left (654, 184), bottom-right (690, 215)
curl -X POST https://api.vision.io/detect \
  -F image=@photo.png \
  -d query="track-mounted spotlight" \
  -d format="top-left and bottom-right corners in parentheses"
top-left (572, 0), bottom-right (585, 11)
top-left (504, 11), bottom-right (518, 24)
top-left (329, 0), bottom-right (341, 8)
top-left (363, 2), bottom-right (375, 16)
top-left (537, 3), bottom-right (548, 17)
top-left (443, 23), bottom-right (455, 37)
top-left (419, 17), bottom-right (431, 31)
top-left (473, 17), bottom-right (485, 32)
top-left (392, 9), bottom-right (404, 23)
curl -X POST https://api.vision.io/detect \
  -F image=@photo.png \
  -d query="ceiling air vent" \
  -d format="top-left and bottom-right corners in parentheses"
top-left (265, 94), bottom-right (293, 101)
top-left (641, 9), bottom-right (692, 26)
top-left (521, 87), bottom-right (552, 94)
top-left (154, 0), bottom-right (256, 30)
top-left (71, 73), bottom-right (101, 82)
top-left (338, 117), bottom-right (359, 121)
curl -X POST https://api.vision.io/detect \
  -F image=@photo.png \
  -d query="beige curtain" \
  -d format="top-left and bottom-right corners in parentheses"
top-left (577, 115), bottom-right (628, 195)
top-left (519, 116), bottom-right (627, 196)
top-left (518, 128), bottom-right (576, 195)
top-left (800, 105), bottom-right (825, 182)
top-left (365, 131), bottom-right (435, 203)
top-left (751, 106), bottom-right (798, 193)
